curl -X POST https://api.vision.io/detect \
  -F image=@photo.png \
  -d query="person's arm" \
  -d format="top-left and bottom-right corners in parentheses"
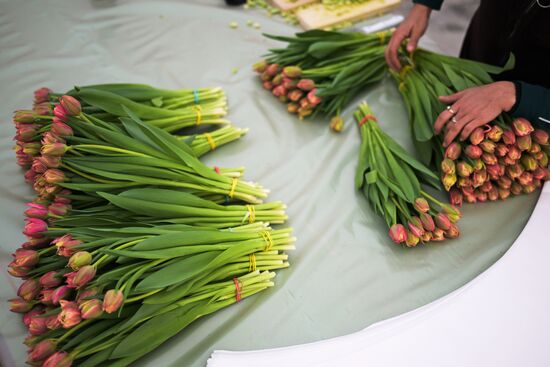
top-left (510, 81), bottom-right (550, 130)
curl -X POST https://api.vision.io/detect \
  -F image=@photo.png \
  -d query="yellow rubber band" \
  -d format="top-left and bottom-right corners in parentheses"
top-left (399, 65), bottom-right (413, 79)
top-left (193, 105), bottom-right (202, 126)
top-left (260, 230), bottom-right (273, 251)
top-left (247, 205), bottom-right (256, 224)
top-left (229, 178), bottom-right (238, 198)
top-left (376, 31), bottom-right (386, 45)
top-left (205, 132), bottom-right (216, 150)
top-left (248, 253), bottom-right (256, 272)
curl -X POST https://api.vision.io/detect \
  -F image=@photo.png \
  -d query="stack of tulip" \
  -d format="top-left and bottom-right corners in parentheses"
top-left (442, 118), bottom-right (550, 205)
top-left (354, 102), bottom-right (462, 247)
top-left (8, 88), bottom-right (294, 366)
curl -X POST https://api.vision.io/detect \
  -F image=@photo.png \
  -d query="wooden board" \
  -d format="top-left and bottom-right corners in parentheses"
top-left (267, 0), bottom-right (319, 12)
top-left (296, 0), bottom-right (401, 30)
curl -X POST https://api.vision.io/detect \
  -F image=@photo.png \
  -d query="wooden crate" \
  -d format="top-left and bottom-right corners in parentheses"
top-left (267, 0), bottom-right (319, 12)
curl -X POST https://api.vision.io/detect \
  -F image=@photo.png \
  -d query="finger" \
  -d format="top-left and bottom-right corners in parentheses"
top-left (438, 90), bottom-right (466, 104)
top-left (434, 108), bottom-right (454, 135)
top-left (459, 118), bottom-right (487, 141)
top-left (387, 31), bottom-right (407, 71)
top-left (406, 25), bottom-right (423, 53)
top-left (444, 115), bottom-right (475, 147)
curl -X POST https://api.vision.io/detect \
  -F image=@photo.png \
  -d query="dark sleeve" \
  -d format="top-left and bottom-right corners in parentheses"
top-left (413, 0), bottom-right (444, 10)
top-left (509, 81), bottom-right (550, 131)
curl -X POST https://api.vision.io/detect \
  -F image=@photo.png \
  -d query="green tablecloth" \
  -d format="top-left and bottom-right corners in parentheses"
top-left (0, 1), bottom-right (538, 366)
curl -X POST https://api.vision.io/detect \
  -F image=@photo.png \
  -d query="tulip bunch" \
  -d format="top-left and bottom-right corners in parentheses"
top-left (355, 102), bottom-right (461, 246)
top-left (254, 29), bottom-right (391, 129)
top-left (9, 88), bottom-right (294, 366)
top-left (392, 49), bottom-right (550, 203)
top-left (441, 119), bottom-right (550, 205)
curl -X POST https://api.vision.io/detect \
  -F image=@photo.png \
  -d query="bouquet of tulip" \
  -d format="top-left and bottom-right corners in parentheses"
top-left (253, 29), bottom-right (391, 128)
top-left (393, 49), bottom-right (550, 204)
top-left (355, 102), bottom-right (461, 246)
top-left (9, 90), bottom-right (294, 366)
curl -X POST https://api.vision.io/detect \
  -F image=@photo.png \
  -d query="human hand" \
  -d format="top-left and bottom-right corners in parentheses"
top-left (434, 81), bottom-right (517, 147)
top-left (385, 4), bottom-right (431, 71)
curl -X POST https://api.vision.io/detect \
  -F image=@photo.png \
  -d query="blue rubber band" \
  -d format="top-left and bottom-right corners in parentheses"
top-left (193, 90), bottom-right (200, 104)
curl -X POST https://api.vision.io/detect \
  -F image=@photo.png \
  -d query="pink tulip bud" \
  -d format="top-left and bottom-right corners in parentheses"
top-left (44, 313), bottom-right (61, 330)
top-left (434, 213), bottom-right (452, 231)
top-left (498, 188), bottom-right (511, 200)
top-left (288, 89), bottom-right (303, 102)
top-left (472, 169), bottom-right (488, 188)
top-left (29, 315), bottom-right (48, 335)
top-left (456, 161), bottom-right (473, 177)
top-left (457, 177), bottom-right (472, 188)
top-left (518, 171), bottom-right (533, 186)
top-left (517, 135), bottom-right (532, 151)
top-left (77, 287), bottom-right (100, 303)
top-left (51, 120), bottom-right (73, 137)
top-left (23, 335), bottom-right (39, 348)
top-left (12, 248), bottom-right (40, 268)
top-left (265, 63), bottom-right (280, 77)
top-left (502, 129), bottom-right (516, 145)
top-left (469, 127), bottom-right (485, 145)
top-left (23, 305), bottom-right (45, 327)
top-left (532, 129), bottom-right (549, 145)
top-left (495, 144), bottom-right (509, 157)
top-left (44, 169), bottom-right (65, 184)
top-left (34, 87), bottom-right (52, 104)
top-left (71, 265), bottom-right (96, 289)
top-left (413, 197), bottom-right (430, 213)
top-left (16, 123), bottom-right (39, 142)
top-left (33, 101), bottom-right (52, 116)
top-left (471, 158), bottom-right (485, 171)
top-left (307, 89), bottom-right (321, 107)
top-left (8, 298), bottom-right (34, 313)
top-left (103, 289), bottom-right (124, 314)
top-left (23, 218), bottom-right (48, 238)
top-left (272, 85), bottom-right (287, 97)
top-left (533, 166), bottom-right (547, 180)
top-left (530, 142), bottom-right (542, 154)
top-left (461, 185), bottom-right (475, 196)
top-left (329, 116), bottom-right (344, 133)
top-left (299, 97), bottom-right (310, 109)
top-left (39, 271), bottom-right (62, 289)
top-left (58, 300), bottom-right (81, 328)
top-left (282, 66), bottom-right (302, 78)
top-left (51, 286), bottom-right (71, 305)
top-left (39, 289), bottom-right (55, 306)
top-left (506, 164), bottom-right (524, 180)
top-left (444, 142), bottom-right (462, 160)
top-left (506, 145), bottom-right (521, 161)
top-left (431, 228), bottom-right (446, 241)
top-left (420, 231), bottom-right (433, 243)
top-left (287, 103), bottom-right (299, 114)
top-left (487, 187), bottom-right (499, 201)
top-left (439, 158), bottom-right (455, 175)
top-left (68, 251), bottom-right (92, 271)
top-left (31, 158), bottom-right (48, 174)
top-left (43, 351), bottom-right (73, 367)
top-left (512, 118), bottom-right (534, 137)
top-left (79, 298), bottom-right (103, 319)
top-left (252, 60), bottom-right (267, 73)
top-left (28, 339), bottom-right (57, 363)
top-left (282, 78), bottom-right (298, 90)
top-left (18, 278), bottom-right (41, 301)
top-left (449, 188), bottom-right (463, 207)
top-left (271, 74), bottom-right (283, 86)
top-left (7, 262), bottom-right (32, 278)
top-left (388, 224), bottom-right (407, 244)
top-left (497, 175), bottom-right (512, 189)
top-left (297, 79), bottom-right (315, 91)
top-left (480, 181), bottom-right (493, 193)
top-left (53, 234), bottom-right (82, 257)
top-left (13, 110), bottom-right (35, 123)
top-left (53, 104), bottom-right (67, 121)
top-left (408, 217), bottom-right (425, 237)
top-left (479, 140), bottom-right (496, 154)
top-left (405, 231), bottom-right (420, 247)
top-left (486, 125), bottom-right (503, 142)
top-left (481, 152), bottom-right (498, 166)
top-left (41, 142), bottom-right (68, 157)
top-left (442, 205), bottom-right (462, 223)
top-left (419, 212), bottom-right (436, 232)
top-left (464, 145), bottom-right (483, 159)
top-left (463, 191), bottom-right (477, 203)
top-left (59, 96), bottom-right (81, 116)
top-left (262, 81), bottom-right (273, 90)
top-left (48, 202), bottom-right (70, 217)
top-left (441, 173), bottom-right (457, 191)
top-left (445, 223), bottom-right (460, 238)
top-left (511, 182), bottom-right (523, 195)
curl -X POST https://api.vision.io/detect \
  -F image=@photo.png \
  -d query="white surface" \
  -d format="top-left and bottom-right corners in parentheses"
top-left (208, 182), bottom-right (550, 366)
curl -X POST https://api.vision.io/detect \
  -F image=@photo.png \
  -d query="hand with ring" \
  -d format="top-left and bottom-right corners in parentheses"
top-left (434, 81), bottom-right (517, 147)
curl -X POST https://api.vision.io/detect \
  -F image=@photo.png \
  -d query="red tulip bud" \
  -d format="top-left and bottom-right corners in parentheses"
top-left (502, 128), bottom-right (516, 145)
top-left (287, 89), bottom-right (303, 102)
top-left (29, 315), bottom-right (48, 335)
top-left (297, 79), bottom-right (315, 91)
top-left (103, 289), bottom-right (124, 314)
top-left (18, 278), bottom-right (41, 302)
top-left (272, 85), bottom-right (286, 97)
top-left (449, 188), bottom-right (463, 207)
top-left (518, 171), bottom-right (533, 186)
top-left (530, 142), bottom-right (541, 154)
top-left (12, 248), bottom-right (39, 267)
top-left (512, 118), bottom-right (534, 136)
top-left (498, 175), bottom-right (512, 189)
top-left (53, 104), bottom-right (67, 121)
top-left (533, 129), bottom-right (549, 145)
top-left (476, 189), bottom-right (489, 202)
top-left (472, 169), bottom-right (488, 188)
top-left (413, 197), bottom-right (430, 213)
top-left (39, 289), bottom-right (55, 305)
top-left (79, 299), bottom-right (103, 319)
top-left (444, 142), bottom-right (462, 160)
top-left (260, 71), bottom-right (272, 82)
top-left (282, 78), bottom-right (298, 90)
top-left (51, 285), bottom-right (71, 305)
top-left (39, 271), bottom-right (62, 289)
top-left (479, 140), bottom-right (496, 153)
top-left (495, 143), bottom-right (509, 157)
top-left (408, 217), bottom-right (425, 237)
top-left (464, 144), bottom-right (483, 159)
top-left (511, 182), bottom-right (523, 195)
top-left (44, 169), bottom-right (65, 184)
top-left (456, 161), bottom-right (473, 177)
top-left (307, 88), bottom-right (321, 107)
top-left (59, 95), bottom-right (81, 116)
top-left (481, 152), bottom-right (498, 166)
top-left (421, 231), bottom-right (433, 242)
top-left (252, 60), bottom-right (267, 73)
top-left (445, 223), bottom-right (460, 238)
top-left (469, 127), bottom-right (485, 145)
top-left (9, 298), bottom-right (34, 313)
top-left (486, 125), bottom-right (503, 142)
top-left (28, 339), bottom-right (57, 363)
top-left (58, 300), bottom-right (81, 328)
top-left (33, 101), bottom-right (52, 116)
top-left (517, 135), bottom-right (532, 151)
top-left (287, 103), bottom-right (299, 114)
top-left (51, 120), bottom-right (73, 137)
top-left (16, 123), bottom-right (39, 142)
top-left (498, 188), bottom-right (511, 200)
top-left (43, 352), bottom-right (73, 367)
top-left (432, 228), bottom-right (446, 241)
top-left (282, 66), bottom-right (302, 78)
top-left (76, 287), bottom-right (100, 303)
top-left (506, 164), bottom-right (524, 179)
top-left (71, 265), bottom-right (96, 289)
top-left (262, 81), bottom-right (273, 90)
top-left (7, 262), bottom-right (32, 278)
top-left (440, 158), bottom-right (456, 174)
top-left (34, 87), bottom-right (52, 104)
top-left (53, 234), bottom-right (82, 257)
top-left (265, 63), bottom-right (280, 77)
top-left (329, 116), bottom-right (344, 133)
top-left (68, 251), bottom-right (92, 270)
top-left (419, 212), bottom-right (436, 232)
top-left (480, 181), bottom-right (493, 193)
top-left (41, 142), bottom-right (68, 157)
top-left (434, 213), bottom-right (451, 230)
top-left (533, 166), bottom-right (547, 180)
top-left (507, 145), bottom-right (521, 161)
